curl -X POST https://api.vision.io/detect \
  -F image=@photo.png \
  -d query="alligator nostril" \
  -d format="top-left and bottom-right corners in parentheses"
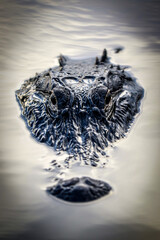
top-left (47, 177), bottom-right (112, 202)
top-left (63, 177), bottom-right (79, 187)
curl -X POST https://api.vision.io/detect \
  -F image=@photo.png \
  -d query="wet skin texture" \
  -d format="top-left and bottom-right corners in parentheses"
top-left (47, 177), bottom-right (112, 202)
top-left (16, 49), bottom-right (144, 202)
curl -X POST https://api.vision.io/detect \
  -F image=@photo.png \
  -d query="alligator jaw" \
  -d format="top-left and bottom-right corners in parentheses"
top-left (46, 176), bottom-right (112, 203)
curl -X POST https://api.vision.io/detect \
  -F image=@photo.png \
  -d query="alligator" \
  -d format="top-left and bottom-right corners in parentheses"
top-left (15, 49), bottom-right (144, 203)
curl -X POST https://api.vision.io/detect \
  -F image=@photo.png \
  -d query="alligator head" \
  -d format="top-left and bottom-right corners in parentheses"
top-left (15, 49), bottom-right (144, 202)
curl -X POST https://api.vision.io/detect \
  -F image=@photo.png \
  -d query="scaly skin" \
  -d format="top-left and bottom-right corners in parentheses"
top-left (16, 49), bottom-right (144, 202)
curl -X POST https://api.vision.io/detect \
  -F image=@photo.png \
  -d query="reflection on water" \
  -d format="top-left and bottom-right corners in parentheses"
top-left (0, 0), bottom-right (160, 239)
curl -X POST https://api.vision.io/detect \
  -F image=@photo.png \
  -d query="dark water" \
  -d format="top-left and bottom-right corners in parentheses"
top-left (0, 0), bottom-right (160, 239)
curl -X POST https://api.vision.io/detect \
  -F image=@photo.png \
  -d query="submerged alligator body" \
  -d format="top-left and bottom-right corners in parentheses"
top-left (16, 49), bottom-right (144, 202)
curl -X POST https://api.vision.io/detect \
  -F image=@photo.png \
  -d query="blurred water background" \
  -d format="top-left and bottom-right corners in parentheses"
top-left (0, 0), bottom-right (160, 239)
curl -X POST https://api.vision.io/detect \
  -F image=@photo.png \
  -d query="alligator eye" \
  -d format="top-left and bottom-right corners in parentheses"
top-left (90, 86), bottom-right (108, 109)
top-left (105, 94), bottom-right (111, 105)
top-left (51, 87), bottom-right (71, 109)
top-left (51, 94), bottom-right (57, 105)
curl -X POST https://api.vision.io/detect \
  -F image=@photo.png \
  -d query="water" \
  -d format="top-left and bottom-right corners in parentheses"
top-left (0, 0), bottom-right (160, 239)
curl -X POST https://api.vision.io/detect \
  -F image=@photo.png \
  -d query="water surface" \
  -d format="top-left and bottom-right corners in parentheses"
top-left (0, 0), bottom-right (160, 239)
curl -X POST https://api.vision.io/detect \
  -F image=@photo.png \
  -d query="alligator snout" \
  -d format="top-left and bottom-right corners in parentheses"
top-left (47, 177), bottom-right (112, 202)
